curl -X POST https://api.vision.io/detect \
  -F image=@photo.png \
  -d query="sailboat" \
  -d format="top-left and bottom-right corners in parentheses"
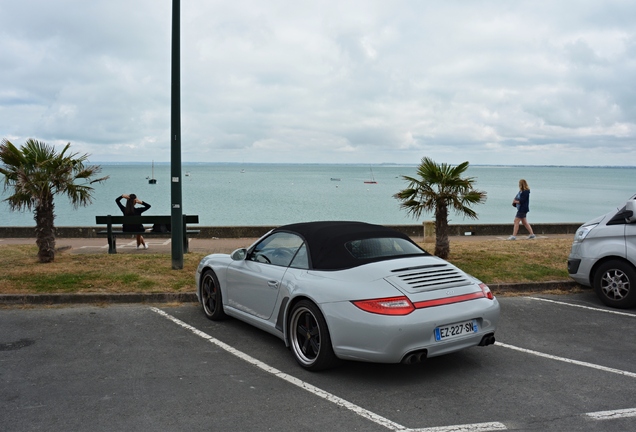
top-left (364, 168), bottom-right (377, 184)
top-left (148, 161), bottom-right (157, 184)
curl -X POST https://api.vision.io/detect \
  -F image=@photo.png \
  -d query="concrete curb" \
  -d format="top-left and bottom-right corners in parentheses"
top-left (490, 280), bottom-right (581, 293)
top-left (0, 281), bottom-right (582, 305)
top-left (0, 292), bottom-right (198, 305)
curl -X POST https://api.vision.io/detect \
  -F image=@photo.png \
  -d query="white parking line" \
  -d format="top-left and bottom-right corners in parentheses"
top-left (409, 423), bottom-right (507, 432)
top-left (586, 407), bottom-right (636, 420)
top-left (504, 297), bottom-right (636, 424)
top-left (528, 297), bottom-right (636, 317)
top-left (495, 342), bottom-right (636, 379)
top-left (151, 307), bottom-right (507, 432)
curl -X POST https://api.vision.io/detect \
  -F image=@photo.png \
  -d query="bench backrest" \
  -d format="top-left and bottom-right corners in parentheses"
top-left (96, 215), bottom-right (199, 225)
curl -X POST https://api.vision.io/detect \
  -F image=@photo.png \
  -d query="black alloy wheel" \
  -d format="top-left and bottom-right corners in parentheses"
top-left (201, 270), bottom-right (227, 320)
top-left (288, 300), bottom-right (337, 371)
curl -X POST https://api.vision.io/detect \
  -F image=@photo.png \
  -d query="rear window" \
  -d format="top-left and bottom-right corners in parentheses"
top-left (345, 237), bottom-right (425, 259)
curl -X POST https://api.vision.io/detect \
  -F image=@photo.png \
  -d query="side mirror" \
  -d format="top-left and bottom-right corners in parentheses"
top-left (230, 248), bottom-right (247, 261)
top-left (625, 200), bottom-right (636, 223)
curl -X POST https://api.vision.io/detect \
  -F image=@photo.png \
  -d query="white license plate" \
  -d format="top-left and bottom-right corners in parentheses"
top-left (435, 319), bottom-right (478, 341)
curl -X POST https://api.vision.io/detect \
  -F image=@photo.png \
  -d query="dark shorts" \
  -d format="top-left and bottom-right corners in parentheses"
top-left (515, 211), bottom-right (527, 219)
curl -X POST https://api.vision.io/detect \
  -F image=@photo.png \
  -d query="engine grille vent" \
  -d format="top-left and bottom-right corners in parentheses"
top-left (387, 264), bottom-right (471, 292)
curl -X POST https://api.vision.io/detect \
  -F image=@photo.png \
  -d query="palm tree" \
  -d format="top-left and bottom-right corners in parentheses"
top-left (394, 157), bottom-right (486, 259)
top-left (0, 139), bottom-right (109, 263)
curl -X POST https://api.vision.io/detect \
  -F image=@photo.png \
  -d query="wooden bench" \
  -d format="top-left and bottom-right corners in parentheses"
top-left (96, 215), bottom-right (200, 254)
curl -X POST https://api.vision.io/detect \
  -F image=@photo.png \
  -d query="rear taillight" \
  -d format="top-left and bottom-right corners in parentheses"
top-left (352, 296), bottom-right (415, 315)
top-left (354, 285), bottom-right (493, 315)
top-left (480, 283), bottom-right (494, 300)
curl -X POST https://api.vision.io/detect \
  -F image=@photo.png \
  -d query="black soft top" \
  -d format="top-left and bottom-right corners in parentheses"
top-left (271, 221), bottom-right (425, 270)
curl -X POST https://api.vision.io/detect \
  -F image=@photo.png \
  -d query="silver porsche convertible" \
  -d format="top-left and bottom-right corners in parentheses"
top-left (195, 221), bottom-right (500, 371)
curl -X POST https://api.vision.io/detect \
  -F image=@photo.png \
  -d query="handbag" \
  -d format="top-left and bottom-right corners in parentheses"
top-left (151, 223), bottom-right (171, 233)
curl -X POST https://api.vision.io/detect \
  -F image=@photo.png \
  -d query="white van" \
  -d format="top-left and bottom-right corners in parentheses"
top-left (568, 195), bottom-right (636, 308)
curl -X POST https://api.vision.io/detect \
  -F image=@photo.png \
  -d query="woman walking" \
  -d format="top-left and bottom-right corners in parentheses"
top-left (116, 194), bottom-right (152, 249)
top-left (508, 179), bottom-right (536, 240)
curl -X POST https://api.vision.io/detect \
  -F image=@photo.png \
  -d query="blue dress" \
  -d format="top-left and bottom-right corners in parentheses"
top-left (515, 190), bottom-right (530, 217)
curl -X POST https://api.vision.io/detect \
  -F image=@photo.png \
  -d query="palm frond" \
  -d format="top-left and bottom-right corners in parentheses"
top-left (394, 156), bottom-right (487, 221)
top-left (1, 138), bottom-right (109, 215)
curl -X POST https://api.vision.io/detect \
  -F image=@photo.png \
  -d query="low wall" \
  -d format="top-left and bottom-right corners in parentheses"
top-left (0, 222), bottom-right (583, 239)
top-left (441, 222), bottom-right (581, 236)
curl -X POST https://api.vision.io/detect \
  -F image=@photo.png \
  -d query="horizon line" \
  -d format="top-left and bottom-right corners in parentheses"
top-left (91, 161), bottom-right (636, 169)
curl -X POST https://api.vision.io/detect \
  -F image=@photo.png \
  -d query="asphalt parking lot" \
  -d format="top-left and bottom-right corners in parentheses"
top-left (2, 290), bottom-right (635, 432)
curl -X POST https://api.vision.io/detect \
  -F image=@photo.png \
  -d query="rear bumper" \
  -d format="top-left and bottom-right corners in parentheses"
top-left (321, 298), bottom-right (500, 364)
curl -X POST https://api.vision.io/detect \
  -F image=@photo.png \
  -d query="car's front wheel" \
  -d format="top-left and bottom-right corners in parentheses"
top-left (593, 260), bottom-right (636, 309)
top-left (288, 300), bottom-right (337, 371)
top-left (200, 269), bottom-right (227, 320)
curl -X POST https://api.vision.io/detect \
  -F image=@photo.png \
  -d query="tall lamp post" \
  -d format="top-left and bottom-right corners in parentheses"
top-left (171, 0), bottom-right (184, 269)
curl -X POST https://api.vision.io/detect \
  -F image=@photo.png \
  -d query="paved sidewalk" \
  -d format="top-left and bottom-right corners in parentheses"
top-left (0, 233), bottom-right (574, 255)
top-left (0, 236), bottom-right (260, 255)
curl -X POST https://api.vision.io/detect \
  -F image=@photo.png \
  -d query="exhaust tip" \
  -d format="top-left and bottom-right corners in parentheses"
top-left (401, 349), bottom-right (428, 365)
top-left (478, 333), bottom-right (496, 346)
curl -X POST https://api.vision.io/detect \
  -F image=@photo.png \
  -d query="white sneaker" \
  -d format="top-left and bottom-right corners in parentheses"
top-left (137, 245), bottom-right (141, 249)
top-left (528, 234), bottom-right (536, 239)
top-left (143, 244), bottom-right (148, 249)
top-left (507, 236), bottom-right (517, 240)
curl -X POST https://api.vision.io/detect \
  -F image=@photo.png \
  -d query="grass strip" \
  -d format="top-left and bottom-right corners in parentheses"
top-left (0, 238), bottom-right (573, 295)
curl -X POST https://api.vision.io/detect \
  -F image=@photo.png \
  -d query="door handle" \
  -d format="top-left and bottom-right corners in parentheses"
top-left (268, 281), bottom-right (279, 289)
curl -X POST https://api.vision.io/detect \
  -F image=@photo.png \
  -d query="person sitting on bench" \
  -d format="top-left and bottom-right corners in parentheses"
top-left (115, 194), bottom-right (152, 249)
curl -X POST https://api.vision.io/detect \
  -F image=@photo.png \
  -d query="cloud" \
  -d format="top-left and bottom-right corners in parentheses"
top-left (1, 0), bottom-right (635, 165)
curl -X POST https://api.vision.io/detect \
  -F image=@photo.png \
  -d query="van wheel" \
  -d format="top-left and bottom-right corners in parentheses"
top-left (593, 260), bottom-right (636, 309)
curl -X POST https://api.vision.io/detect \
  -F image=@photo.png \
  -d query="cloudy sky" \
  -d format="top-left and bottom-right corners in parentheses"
top-left (1, 0), bottom-right (635, 166)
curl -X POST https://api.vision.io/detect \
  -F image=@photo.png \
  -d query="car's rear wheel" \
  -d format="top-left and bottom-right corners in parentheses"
top-left (593, 260), bottom-right (636, 309)
top-left (200, 269), bottom-right (227, 320)
top-left (288, 300), bottom-right (337, 371)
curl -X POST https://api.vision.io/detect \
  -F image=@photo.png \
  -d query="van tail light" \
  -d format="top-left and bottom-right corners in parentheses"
top-left (352, 296), bottom-right (415, 315)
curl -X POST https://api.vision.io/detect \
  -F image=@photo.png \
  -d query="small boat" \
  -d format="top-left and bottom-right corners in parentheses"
top-left (240, 169), bottom-right (245, 173)
top-left (185, 172), bottom-right (190, 177)
top-left (364, 168), bottom-right (377, 184)
top-left (148, 161), bottom-right (157, 184)
top-left (330, 177), bottom-right (341, 181)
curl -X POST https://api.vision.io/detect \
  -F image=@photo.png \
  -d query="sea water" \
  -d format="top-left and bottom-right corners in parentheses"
top-left (2, 164), bottom-right (635, 227)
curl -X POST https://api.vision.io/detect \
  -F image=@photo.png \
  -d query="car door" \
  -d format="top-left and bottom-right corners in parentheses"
top-left (226, 232), bottom-right (304, 320)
